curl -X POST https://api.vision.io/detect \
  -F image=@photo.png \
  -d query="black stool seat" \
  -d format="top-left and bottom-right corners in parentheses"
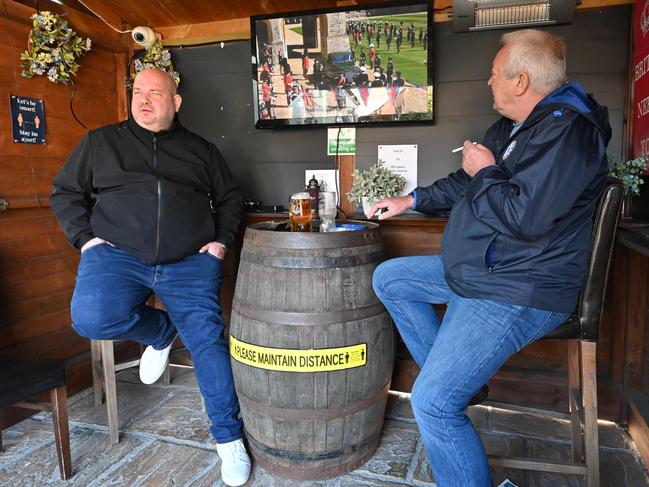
top-left (544, 315), bottom-right (581, 340)
top-left (0, 357), bottom-right (66, 408)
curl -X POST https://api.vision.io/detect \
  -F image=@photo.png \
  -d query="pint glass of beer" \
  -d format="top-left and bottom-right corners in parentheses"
top-left (289, 192), bottom-right (312, 232)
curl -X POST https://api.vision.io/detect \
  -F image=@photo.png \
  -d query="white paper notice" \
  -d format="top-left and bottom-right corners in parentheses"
top-left (378, 145), bottom-right (418, 196)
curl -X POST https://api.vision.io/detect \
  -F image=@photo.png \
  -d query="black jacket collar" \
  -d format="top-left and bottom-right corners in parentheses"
top-left (126, 114), bottom-right (181, 143)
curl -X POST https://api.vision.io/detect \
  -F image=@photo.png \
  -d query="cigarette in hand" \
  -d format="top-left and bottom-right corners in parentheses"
top-left (451, 141), bottom-right (477, 153)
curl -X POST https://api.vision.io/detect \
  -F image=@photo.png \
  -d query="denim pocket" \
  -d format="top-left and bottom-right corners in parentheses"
top-left (202, 251), bottom-right (224, 262)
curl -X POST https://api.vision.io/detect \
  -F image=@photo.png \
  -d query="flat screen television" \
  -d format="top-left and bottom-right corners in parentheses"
top-left (251, 1), bottom-right (434, 129)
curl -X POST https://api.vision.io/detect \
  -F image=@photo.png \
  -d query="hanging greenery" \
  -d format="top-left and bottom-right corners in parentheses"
top-left (609, 155), bottom-right (648, 196)
top-left (20, 11), bottom-right (92, 84)
top-left (125, 40), bottom-right (180, 88)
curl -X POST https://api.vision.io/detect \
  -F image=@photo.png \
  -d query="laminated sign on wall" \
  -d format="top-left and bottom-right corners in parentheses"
top-left (10, 95), bottom-right (46, 145)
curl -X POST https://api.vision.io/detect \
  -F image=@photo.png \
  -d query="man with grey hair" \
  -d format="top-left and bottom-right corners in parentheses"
top-left (369, 29), bottom-right (611, 486)
top-left (51, 69), bottom-right (250, 486)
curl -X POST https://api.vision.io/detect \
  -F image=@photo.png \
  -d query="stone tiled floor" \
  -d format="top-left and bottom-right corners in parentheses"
top-left (1, 366), bottom-right (648, 486)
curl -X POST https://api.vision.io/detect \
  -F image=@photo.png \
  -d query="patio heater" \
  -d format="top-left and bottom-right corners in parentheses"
top-left (452, 0), bottom-right (576, 32)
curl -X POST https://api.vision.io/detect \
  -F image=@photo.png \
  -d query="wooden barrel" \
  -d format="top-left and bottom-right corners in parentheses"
top-left (229, 221), bottom-right (395, 480)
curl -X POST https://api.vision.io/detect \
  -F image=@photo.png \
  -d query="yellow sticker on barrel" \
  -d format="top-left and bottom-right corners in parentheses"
top-left (230, 336), bottom-right (366, 372)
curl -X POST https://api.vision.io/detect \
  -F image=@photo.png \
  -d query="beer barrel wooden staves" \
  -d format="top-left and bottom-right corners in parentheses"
top-left (229, 221), bottom-right (395, 480)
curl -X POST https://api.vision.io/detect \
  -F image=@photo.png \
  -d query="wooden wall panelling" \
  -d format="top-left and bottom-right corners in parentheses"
top-left (4, 0), bottom-right (129, 52)
top-left (338, 155), bottom-right (354, 214)
top-left (623, 249), bottom-right (649, 390)
top-left (611, 244), bottom-right (630, 386)
top-left (0, 7), bottom-right (123, 424)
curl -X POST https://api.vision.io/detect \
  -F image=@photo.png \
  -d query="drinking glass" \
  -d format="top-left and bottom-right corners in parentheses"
top-left (319, 191), bottom-right (337, 232)
top-left (289, 192), bottom-right (312, 232)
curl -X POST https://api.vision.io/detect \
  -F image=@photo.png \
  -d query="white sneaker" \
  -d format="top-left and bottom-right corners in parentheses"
top-left (138, 336), bottom-right (175, 385)
top-left (216, 439), bottom-right (251, 486)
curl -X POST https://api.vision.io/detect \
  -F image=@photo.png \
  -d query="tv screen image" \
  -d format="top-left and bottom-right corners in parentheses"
top-left (252, 1), bottom-right (433, 128)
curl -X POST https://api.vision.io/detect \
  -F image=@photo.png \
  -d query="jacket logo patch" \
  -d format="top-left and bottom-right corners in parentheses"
top-left (502, 140), bottom-right (516, 160)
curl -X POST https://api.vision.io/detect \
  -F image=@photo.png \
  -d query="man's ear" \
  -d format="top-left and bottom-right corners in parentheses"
top-left (173, 94), bottom-right (182, 112)
top-left (514, 72), bottom-right (530, 96)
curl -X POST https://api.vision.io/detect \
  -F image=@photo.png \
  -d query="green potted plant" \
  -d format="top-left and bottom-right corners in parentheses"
top-left (609, 155), bottom-right (648, 217)
top-left (609, 155), bottom-right (647, 196)
top-left (347, 160), bottom-right (406, 215)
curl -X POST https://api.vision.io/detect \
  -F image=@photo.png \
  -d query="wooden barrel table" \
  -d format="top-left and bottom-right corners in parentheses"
top-left (229, 221), bottom-right (395, 480)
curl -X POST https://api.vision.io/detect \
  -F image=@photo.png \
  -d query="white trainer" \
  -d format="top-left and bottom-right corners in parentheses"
top-left (216, 439), bottom-right (251, 486)
top-left (138, 336), bottom-right (175, 385)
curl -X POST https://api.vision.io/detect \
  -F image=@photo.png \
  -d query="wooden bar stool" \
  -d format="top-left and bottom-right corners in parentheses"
top-left (0, 356), bottom-right (72, 479)
top-left (90, 339), bottom-right (171, 444)
top-left (487, 179), bottom-right (623, 487)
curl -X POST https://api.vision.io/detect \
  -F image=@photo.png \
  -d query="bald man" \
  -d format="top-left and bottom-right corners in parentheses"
top-left (51, 69), bottom-right (250, 486)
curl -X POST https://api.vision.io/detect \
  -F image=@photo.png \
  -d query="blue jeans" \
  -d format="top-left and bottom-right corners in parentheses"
top-left (372, 256), bottom-right (570, 487)
top-left (71, 243), bottom-right (243, 443)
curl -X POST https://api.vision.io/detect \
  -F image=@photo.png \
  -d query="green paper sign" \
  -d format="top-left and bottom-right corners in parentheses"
top-left (327, 128), bottom-right (356, 155)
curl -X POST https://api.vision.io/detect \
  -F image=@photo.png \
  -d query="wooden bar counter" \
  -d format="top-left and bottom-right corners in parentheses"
top-left (611, 222), bottom-right (649, 465)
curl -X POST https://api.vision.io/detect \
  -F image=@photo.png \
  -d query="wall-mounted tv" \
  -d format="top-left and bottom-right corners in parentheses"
top-left (251, 1), bottom-right (434, 129)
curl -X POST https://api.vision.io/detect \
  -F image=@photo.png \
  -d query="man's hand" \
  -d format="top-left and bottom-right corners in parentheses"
top-left (367, 195), bottom-right (414, 220)
top-left (81, 237), bottom-right (108, 253)
top-left (462, 140), bottom-right (496, 177)
top-left (199, 241), bottom-right (226, 260)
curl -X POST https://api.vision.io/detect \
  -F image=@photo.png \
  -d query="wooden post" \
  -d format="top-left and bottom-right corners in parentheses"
top-left (567, 340), bottom-right (584, 462)
top-left (100, 340), bottom-right (120, 444)
top-left (581, 341), bottom-right (600, 487)
top-left (338, 154), bottom-right (355, 215)
top-left (91, 340), bottom-right (103, 407)
top-left (115, 51), bottom-right (130, 121)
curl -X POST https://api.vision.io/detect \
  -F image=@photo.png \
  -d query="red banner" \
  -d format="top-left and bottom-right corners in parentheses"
top-left (633, 0), bottom-right (649, 157)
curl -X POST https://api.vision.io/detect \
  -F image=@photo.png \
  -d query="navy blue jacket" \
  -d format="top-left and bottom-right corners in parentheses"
top-left (413, 82), bottom-right (611, 312)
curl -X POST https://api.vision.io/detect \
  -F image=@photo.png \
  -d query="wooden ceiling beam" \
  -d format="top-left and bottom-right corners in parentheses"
top-left (158, 18), bottom-right (250, 45)
top-left (2, 0), bottom-right (131, 52)
top-left (75, 0), bottom-right (128, 32)
top-left (151, 0), bottom-right (633, 46)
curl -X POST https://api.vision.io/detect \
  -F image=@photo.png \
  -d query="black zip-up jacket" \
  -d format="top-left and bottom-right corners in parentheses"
top-left (413, 82), bottom-right (611, 312)
top-left (51, 116), bottom-right (243, 265)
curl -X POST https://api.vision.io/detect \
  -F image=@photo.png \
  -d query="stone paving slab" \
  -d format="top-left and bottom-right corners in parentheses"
top-left (524, 436), bottom-right (649, 487)
top-left (3, 371), bottom-right (649, 487)
top-left (127, 388), bottom-right (215, 445)
top-left (353, 419), bottom-right (421, 482)
top-left (412, 431), bottom-right (528, 486)
top-left (0, 419), bottom-right (61, 477)
top-left (83, 439), bottom-right (223, 487)
top-left (67, 380), bottom-right (174, 430)
top-left (484, 404), bottom-right (631, 449)
top-left (0, 423), bottom-right (146, 487)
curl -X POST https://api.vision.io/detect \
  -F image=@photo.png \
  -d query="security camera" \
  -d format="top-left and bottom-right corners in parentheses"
top-left (132, 26), bottom-right (156, 47)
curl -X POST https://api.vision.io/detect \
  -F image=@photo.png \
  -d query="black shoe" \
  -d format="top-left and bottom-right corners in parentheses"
top-left (468, 384), bottom-right (489, 406)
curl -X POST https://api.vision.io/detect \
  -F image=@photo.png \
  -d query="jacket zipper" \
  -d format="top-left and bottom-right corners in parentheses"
top-left (153, 135), bottom-right (161, 262)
